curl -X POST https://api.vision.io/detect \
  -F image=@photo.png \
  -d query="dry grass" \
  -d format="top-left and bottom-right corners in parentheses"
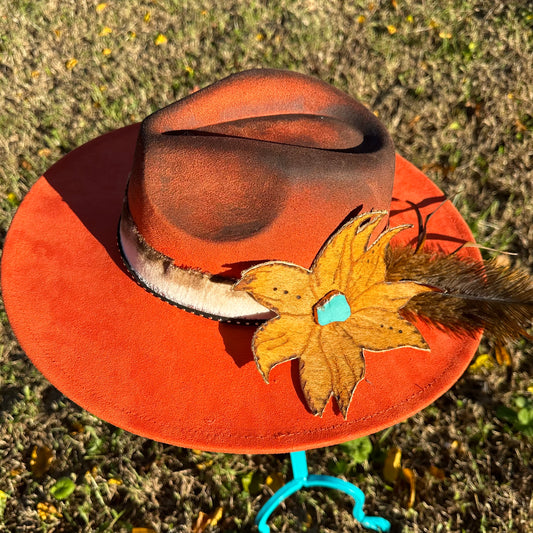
top-left (0, 0), bottom-right (532, 531)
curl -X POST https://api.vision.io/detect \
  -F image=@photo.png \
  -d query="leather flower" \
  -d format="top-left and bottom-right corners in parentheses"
top-left (234, 212), bottom-right (433, 418)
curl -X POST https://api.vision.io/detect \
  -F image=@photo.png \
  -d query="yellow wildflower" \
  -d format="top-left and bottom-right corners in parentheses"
top-left (154, 34), bottom-right (167, 46)
top-left (37, 502), bottom-right (62, 520)
top-left (468, 353), bottom-right (495, 372)
top-left (7, 192), bottom-right (18, 204)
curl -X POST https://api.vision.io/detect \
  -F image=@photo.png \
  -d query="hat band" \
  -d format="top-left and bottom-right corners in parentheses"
top-left (118, 203), bottom-right (273, 325)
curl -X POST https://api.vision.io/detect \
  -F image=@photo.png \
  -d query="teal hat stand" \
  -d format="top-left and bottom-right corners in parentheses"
top-left (256, 451), bottom-right (391, 532)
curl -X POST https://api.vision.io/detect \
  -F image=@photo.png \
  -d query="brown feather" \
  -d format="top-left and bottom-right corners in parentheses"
top-left (386, 247), bottom-right (533, 342)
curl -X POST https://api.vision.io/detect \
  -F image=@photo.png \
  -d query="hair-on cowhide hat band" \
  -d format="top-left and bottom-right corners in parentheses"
top-left (119, 69), bottom-right (396, 324)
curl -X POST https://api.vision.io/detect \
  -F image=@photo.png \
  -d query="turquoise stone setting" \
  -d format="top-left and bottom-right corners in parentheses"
top-left (314, 292), bottom-right (351, 326)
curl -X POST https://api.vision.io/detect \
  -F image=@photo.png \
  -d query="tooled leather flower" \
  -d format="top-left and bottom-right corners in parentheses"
top-left (233, 212), bottom-right (433, 418)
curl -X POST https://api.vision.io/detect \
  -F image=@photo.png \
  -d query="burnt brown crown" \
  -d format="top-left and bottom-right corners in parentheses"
top-left (126, 69), bottom-right (395, 277)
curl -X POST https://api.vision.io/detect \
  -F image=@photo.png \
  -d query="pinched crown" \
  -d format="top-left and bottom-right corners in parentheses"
top-left (119, 69), bottom-right (396, 322)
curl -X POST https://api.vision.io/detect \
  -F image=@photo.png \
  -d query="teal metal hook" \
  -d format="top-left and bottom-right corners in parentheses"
top-left (256, 451), bottom-right (390, 532)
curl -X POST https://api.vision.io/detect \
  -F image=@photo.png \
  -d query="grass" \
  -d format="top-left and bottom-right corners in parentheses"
top-left (0, 0), bottom-right (532, 531)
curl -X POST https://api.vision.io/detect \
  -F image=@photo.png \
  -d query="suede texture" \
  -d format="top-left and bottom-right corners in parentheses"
top-left (128, 69), bottom-right (396, 276)
top-left (2, 125), bottom-right (481, 453)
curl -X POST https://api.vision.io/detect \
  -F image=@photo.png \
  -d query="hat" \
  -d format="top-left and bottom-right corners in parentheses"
top-left (1, 69), bottom-right (482, 453)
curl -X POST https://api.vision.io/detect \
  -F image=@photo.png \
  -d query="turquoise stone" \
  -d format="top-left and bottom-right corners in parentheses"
top-left (315, 292), bottom-right (351, 326)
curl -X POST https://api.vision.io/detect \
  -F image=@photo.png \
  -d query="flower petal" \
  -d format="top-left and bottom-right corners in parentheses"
top-left (350, 281), bottom-right (435, 314)
top-left (318, 324), bottom-right (365, 418)
top-left (253, 315), bottom-right (315, 381)
top-left (298, 327), bottom-right (333, 415)
top-left (346, 224), bottom-right (410, 297)
top-left (342, 309), bottom-right (429, 351)
top-left (311, 212), bottom-right (385, 294)
top-left (234, 262), bottom-right (315, 314)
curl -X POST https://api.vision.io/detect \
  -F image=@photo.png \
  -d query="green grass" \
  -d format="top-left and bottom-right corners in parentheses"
top-left (1, 0), bottom-right (532, 531)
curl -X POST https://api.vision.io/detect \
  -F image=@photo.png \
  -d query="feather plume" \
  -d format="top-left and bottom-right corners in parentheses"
top-left (386, 246), bottom-right (533, 342)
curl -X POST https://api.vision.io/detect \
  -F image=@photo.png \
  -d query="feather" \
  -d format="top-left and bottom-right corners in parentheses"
top-left (386, 246), bottom-right (533, 342)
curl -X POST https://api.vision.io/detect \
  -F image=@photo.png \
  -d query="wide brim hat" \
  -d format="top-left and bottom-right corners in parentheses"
top-left (1, 69), bottom-right (481, 453)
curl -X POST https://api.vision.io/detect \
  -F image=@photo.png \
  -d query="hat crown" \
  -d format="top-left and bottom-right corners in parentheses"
top-left (127, 69), bottom-right (395, 276)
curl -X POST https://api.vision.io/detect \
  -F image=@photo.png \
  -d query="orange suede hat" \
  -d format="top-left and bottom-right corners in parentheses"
top-left (2, 70), bottom-right (481, 453)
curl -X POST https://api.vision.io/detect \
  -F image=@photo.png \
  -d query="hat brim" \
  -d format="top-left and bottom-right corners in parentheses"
top-left (2, 124), bottom-right (481, 453)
